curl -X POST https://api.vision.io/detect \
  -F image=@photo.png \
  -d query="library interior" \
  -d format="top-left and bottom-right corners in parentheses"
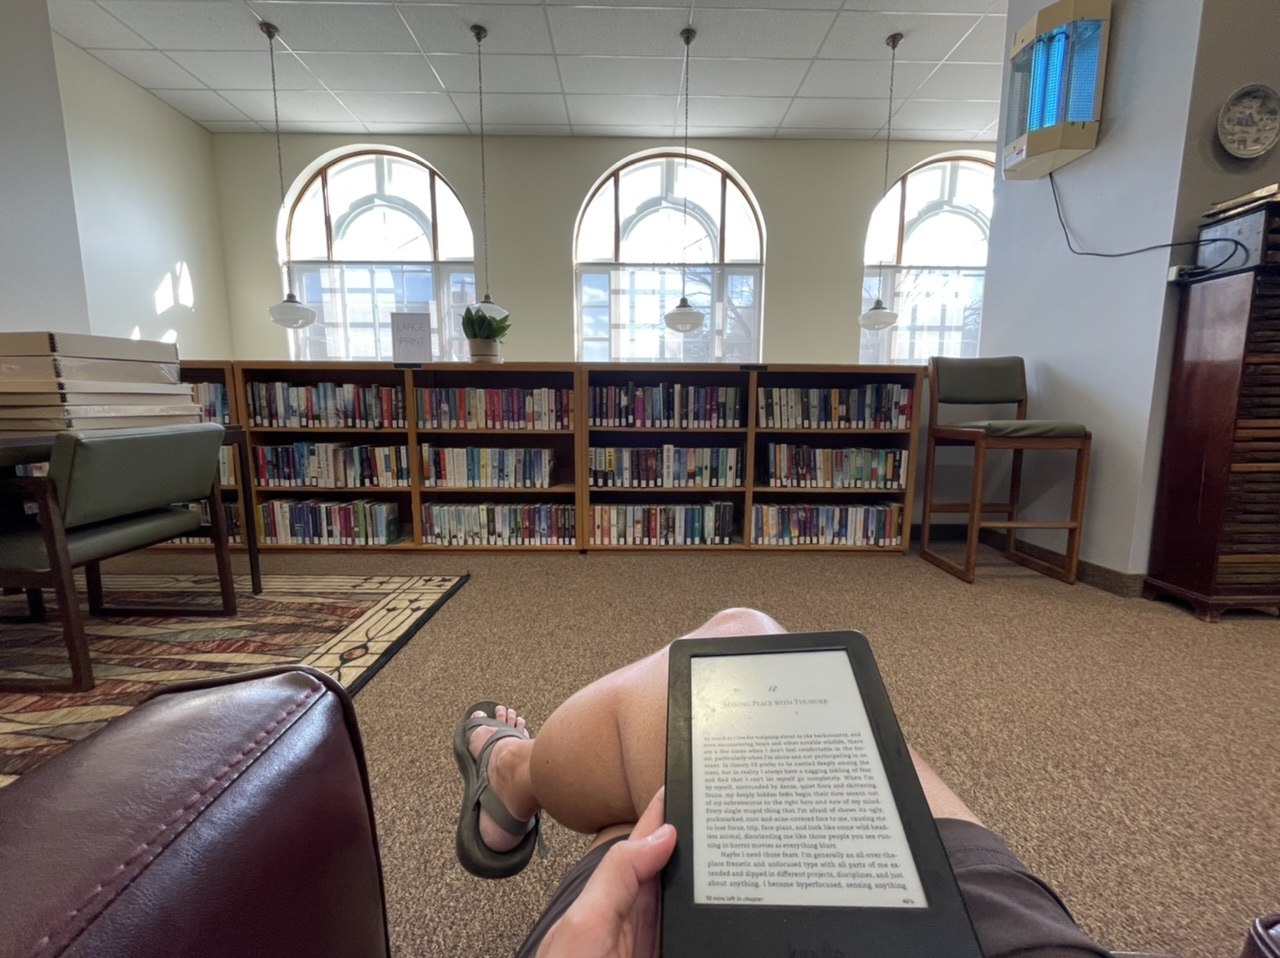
top-left (0, 2), bottom-right (1277, 958)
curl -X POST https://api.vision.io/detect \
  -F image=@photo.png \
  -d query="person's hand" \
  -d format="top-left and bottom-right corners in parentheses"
top-left (536, 787), bottom-right (677, 958)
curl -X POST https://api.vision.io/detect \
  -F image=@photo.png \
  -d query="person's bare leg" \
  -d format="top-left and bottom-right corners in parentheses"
top-left (909, 746), bottom-right (984, 825)
top-left (470, 608), bottom-right (784, 851)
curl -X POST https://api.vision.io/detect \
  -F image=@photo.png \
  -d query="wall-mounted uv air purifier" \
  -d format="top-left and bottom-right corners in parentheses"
top-left (1003, 0), bottom-right (1111, 180)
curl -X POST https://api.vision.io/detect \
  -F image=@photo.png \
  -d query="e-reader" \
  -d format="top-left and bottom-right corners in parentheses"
top-left (662, 631), bottom-right (983, 958)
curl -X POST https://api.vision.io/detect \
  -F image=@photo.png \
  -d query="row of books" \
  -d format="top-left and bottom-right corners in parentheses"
top-left (588, 383), bottom-right (745, 428)
top-left (245, 381), bottom-right (408, 428)
top-left (588, 446), bottom-right (744, 488)
top-left (756, 385), bottom-right (913, 430)
top-left (253, 443), bottom-right (411, 488)
top-left (169, 501), bottom-right (243, 544)
top-left (192, 382), bottom-right (231, 424)
top-left (416, 387), bottom-right (574, 431)
top-left (258, 498), bottom-right (401, 545)
top-left (422, 446), bottom-right (557, 489)
top-left (751, 503), bottom-right (904, 547)
top-left (421, 502), bottom-right (576, 546)
top-left (760, 444), bottom-right (909, 490)
top-left (588, 502), bottom-right (737, 546)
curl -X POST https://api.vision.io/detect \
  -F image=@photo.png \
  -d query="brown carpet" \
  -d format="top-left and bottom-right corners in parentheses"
top-left (106, 545), bottom-right (1279, 958)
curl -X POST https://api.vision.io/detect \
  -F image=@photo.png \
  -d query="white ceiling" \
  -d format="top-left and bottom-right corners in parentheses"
top-left (49, 0), bottom-right (1008, 139)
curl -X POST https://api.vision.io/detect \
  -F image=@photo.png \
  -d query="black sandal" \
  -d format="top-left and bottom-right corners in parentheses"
top-left (453, 700), bottom-right (544, 879)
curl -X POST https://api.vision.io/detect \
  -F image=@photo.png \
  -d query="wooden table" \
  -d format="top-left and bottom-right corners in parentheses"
top-left (0, 425), bottom-right (263, 594)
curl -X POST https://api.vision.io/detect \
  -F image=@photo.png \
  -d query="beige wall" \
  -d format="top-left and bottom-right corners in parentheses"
top-left (213, 133), bottom-right (978, 361)
top-left (53, 37), bottom-right (231, 358)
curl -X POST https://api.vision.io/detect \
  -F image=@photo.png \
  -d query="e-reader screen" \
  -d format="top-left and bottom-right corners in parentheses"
top-left (690, 650), bottom-right (926, 908)
top-left (663, 632), bottom-right (984, 958)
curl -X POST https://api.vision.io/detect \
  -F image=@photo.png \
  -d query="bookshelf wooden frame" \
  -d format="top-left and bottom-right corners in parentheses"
top-left (163, 361), bottom-right (921, 554)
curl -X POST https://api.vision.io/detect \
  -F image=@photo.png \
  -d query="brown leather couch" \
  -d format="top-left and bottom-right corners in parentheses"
top-left (0, 667), bottom-right (388, 958)
top-left (0, 666), bottom-right (1273, 958)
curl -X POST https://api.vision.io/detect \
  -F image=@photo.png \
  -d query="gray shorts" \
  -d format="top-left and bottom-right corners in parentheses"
top-left (515, 818), bottom-right (1110, 958)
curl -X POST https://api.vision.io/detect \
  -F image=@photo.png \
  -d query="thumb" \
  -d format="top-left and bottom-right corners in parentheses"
top-left (578, 824), bottom-right (678, 913)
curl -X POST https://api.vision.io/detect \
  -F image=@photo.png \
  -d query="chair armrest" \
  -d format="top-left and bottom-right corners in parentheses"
top-left (0, 666), bottom-right (390, 958)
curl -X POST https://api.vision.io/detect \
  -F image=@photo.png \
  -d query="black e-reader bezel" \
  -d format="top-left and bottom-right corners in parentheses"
top-left (662, 631), bottom-right (983, 958)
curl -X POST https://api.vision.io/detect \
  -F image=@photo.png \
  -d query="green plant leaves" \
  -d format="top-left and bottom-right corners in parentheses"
top-left (462, 306), bottom-right (512, 342)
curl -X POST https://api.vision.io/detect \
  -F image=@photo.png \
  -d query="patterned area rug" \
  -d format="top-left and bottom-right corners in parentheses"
top-left (0, 573), bottom-right (467, 787)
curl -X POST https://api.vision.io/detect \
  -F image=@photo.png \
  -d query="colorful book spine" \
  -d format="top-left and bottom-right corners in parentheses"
top-left (755, 385), bottom-right (913, 430)
top-left (588, 502), bottom-right (736, 546)
top-left (587, 446), bottom-right (743, 488)
top-left (252, 443), bottom-right (410, 488)
top-left (192, 382), bottom-right (231, 423)
top-left (246, 382), bottom-right (407, 428)
top-left (420, 502), bottom-right (575, 546)
top-left (421, 446), bottom-right (556, 489)
top-left (587, 383), bottom-right (743, 428)
top-left (257, 498), bottom-right (400, 546)
top-left (415, 387), bottom-right (574, 430)
top-left (750, 503), bottom-right (903, 547)
top-left (760, 444), bottom-right (908, 490)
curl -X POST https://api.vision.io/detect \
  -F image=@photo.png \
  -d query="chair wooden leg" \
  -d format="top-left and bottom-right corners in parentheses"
top-left (920, 434), bottom-right (938, 552)
top-left (85, 561), bottom-right (105, 614)
top-left (1063, 439), bottom-right (1091, 585)
top-left (961, 440), bottom-right (986, 583)
top-left (26, 589), bottom-right (45, 622)
top-left (1006, 449), bottom-right (1024, 556)
top-left (207, 485), bottom-right (237, 616)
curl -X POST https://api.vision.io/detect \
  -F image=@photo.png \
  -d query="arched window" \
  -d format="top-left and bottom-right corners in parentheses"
top-left (285, 149), bottom-right (475, 361)
top-left (575, 151), bottom-right (765, 363)
top-left (862, 156), bottom-right (994, 363)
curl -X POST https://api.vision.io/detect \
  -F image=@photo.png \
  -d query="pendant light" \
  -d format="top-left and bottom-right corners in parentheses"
top-left (468, 24), bottom-right (508, 321)
top-left (664, 27), bottom-right (705, 335)
top-left (261, 22), bottom-right (316, 330)
top-left (859, 33), bottom-right (904, 333)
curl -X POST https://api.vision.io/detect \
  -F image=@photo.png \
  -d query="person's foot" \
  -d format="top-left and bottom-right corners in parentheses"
top-left (468, 704), bottom-right (537, 852)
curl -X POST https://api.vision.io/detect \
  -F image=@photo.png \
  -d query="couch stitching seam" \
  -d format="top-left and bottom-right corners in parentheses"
top-left (23, 684), bottom-right (320, 958)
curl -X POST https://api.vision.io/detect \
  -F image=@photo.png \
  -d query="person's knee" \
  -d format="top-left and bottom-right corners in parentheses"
top-left (702, 607), bottom-right (785, 636)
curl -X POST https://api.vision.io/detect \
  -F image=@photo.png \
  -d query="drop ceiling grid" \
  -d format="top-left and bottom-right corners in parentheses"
top-left (47, 0), bottom-right (1007, 139)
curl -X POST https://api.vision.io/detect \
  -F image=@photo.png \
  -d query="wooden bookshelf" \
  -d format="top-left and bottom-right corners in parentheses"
top-left (164, 361), bottom-right (922, 554)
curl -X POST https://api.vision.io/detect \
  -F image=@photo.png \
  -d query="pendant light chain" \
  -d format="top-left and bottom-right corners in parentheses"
top-left (680, 28), bottom-right (693, 300)
top-left (876, 33), bottom-right (903, 293)
top-left (475, 25), bottom-right (491, 300)
top-left (264, 23), bottom-right (295, 294)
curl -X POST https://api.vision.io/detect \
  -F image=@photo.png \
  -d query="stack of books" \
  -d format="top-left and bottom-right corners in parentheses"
top-left (0, 332), bottom-right (198, 434)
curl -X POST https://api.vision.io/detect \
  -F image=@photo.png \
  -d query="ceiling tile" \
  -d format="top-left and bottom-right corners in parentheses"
top-left (338, 91), bottom-right (467, 124)
top-left (797, 59), bottom-right (935, 99)
top-left (688, 96), bottom-right (791, 128)
top-left (911, 62), bottom-right (1002, 100)
top-left (780, 98), bottom-right (891, 129)
top-left (573, 125), bottom-right (677, 138)
top-left (150, 89), bottom-right (250, 122)
top-left (399, 6), bottom-right (554, 55)
top-left (842, 0), bottom-right (992, 11)
top-left (688, 126), bottom-right (777, 137)
top-left (452, 93), bottom-right (569, 126)
top-left (483, 124), bottom-right (575, 135)
top-left (219, 89), bottom-right (354, 122)
top-left (275, 120), bottom-right (364, 132)
top-left (90, 50), bottom-right (205, 89)
top-left (200, 120), bottom-right (265, 133)
top-left (820, 12), bottom-right (979, 61)
top-left (948, 15), bottom-right (1007, 63)
top-left (99, 1), bottom-right (264, 51)
top-left (775, 128), bottom-right (882, 139)
top-left (49, 0), bottom-right (151, 49)
top-left (168, 50), bottom-right (322, 90)
top-left (363, 122), bottom-right (471, 134)
top-left (245, 2), bottom-right (419, 53)
top-left (689, 58), bottom-right (810, 98)
top-left (558, 56), bottom-right (680, 96)
top-left (547, 7), bottom-right (691, 57)
top-left (566, 94), bottom-right (676, 127)
top-left (695, 0), bottom-right (842, 7)
top-left (429, 53), bottom-right (561, 94)
top-left (892, 98), bottom-right (998, 131)
top-left (690, 10), bottom-right (838, 59)
top-left (299, 52), bottom-right (443, 92)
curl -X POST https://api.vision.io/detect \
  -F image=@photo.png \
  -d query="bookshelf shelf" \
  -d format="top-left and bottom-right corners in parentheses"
top-left (159, 361), bottom-right (924, 554)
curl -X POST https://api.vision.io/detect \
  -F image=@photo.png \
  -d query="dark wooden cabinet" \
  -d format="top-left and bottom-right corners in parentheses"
top-left (1144, 266), bottom-right (1280, 620)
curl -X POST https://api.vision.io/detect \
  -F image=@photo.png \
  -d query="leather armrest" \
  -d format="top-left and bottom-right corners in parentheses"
top-left (0, 666), bottom-right (389, 958)
top-left (1243, 914), bottom-right (1280, 958)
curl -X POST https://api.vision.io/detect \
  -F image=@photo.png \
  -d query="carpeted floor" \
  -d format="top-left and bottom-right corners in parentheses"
top-left (106, 546), bottom-right (1279, 958)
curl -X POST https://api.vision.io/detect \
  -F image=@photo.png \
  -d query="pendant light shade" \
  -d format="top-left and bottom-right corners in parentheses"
top-left (666, 26), bottom-right (705, 335)
top-left (261, 22), bottom-right (315, 330)
top-left (468, 24), bottom-right (507, 321)
top-left (860, 33), bottom-right (904, 337)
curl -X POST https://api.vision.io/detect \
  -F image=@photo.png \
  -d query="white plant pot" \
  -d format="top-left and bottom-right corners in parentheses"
top-left (467, 339), bottom-right (503, 364)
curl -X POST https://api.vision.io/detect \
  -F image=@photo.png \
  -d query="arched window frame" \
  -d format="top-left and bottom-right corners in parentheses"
top-left (283, 148), bottom-right (475, 362)
top-left (862, 154), bottom-right (995, 364)
top-left (574, 150), bottom-right (766, 364)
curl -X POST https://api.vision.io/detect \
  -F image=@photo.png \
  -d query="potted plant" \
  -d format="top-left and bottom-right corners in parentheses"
top-left (462, 306), bottom-right (511, 364)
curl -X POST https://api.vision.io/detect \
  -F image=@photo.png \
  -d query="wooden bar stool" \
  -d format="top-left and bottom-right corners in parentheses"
top-left (920, 356), bottom-right (1092, 584)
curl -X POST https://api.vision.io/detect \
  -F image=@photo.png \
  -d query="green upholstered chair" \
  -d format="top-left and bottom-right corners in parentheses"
top-left (0, 423), bottom-right (235, 692)
top-left (920, 356), bottom-right (1092, 584)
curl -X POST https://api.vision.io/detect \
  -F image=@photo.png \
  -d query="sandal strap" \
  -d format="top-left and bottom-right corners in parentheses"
top-left (476, 728), bottom-right (536, 838)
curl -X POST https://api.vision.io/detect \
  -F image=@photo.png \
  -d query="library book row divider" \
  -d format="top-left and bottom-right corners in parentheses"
top-left (165, 361), bottom-right (924, 554)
